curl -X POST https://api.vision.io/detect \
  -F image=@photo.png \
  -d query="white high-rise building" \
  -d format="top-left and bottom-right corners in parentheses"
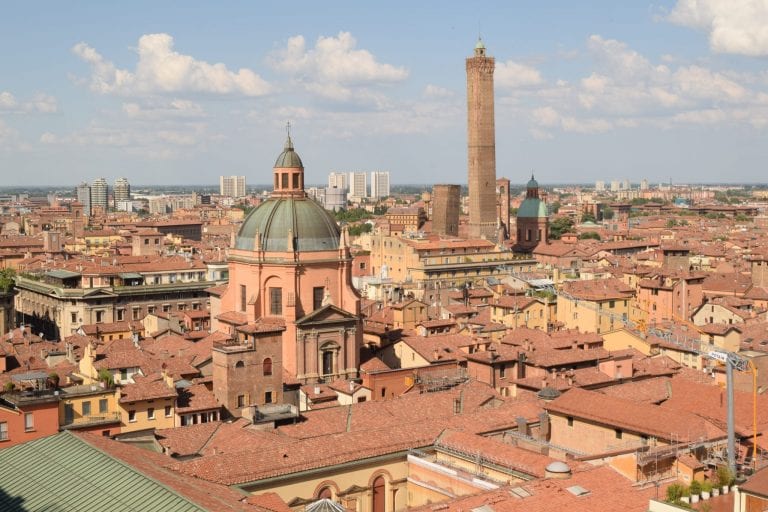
top-left (220, 176), bottom-right (246, 198)
top-left (595, 180), bottom-right (605, 192)
top-left (76, 182), bottom-right (91, 216)
top-left (114, 177), bottom-right (131, 204)
top-left (328, 172), bottom-right (348, 190)
top-left (610, 180), bottom-right (620, 192)
top-left (91, 178), bottom-right (108, 212)
top-left (640, 179), bottom-right (649, 191)
top-left (370, 171), bottom-right (390, 199)
top-left (348, 172), bottom-right (367, 200)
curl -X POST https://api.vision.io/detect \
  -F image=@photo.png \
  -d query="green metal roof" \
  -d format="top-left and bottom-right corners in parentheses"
top-left (0, 431), bottom-right (207, 512)
top-left (46, 269), bottom-right (81, 279)
top-left (236, 197), bottom-right (340, 252)
top-left (517, 198), bottom-right (549, 218)
top-left (118, 272), bottom-right (144, 279)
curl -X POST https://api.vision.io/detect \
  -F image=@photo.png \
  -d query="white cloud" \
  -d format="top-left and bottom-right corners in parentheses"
top-left (423, 84), bottom-right (453, 98)
top-left (532, 106), bottom-right (560, 128)
top-left (668, 0), bottom-right (768, 56)
top-left (496, 60), bottom-right (544, 88)
top-left (498, 33), bottom-right (768, 137)
top-left (122, 99), bottom-right (205, 119)
top-left (0, 91), bottom-right (57, 113)
top-left (271, 32), bottom-right (407, 84)
top-left (268, 32), bottom-right (407, 103)
top-left (72, 33), bottom-right (271, 96)
top-left (0, 92), bottom-right (17, 109)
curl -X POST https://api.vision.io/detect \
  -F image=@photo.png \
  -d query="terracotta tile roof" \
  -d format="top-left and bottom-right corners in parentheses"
top-left (359, 356), bottom-right (390, 373)
top-left (561, 278), bottom-right (634, 301)
top-left (244, 493), bottom-right (292, 512)
top-left (398, 333), bottom-right (472, 363)
top-left (409, 464), bottom-right (663, 512)
top-left (169, 423), bottom-right (440, 485)
top-left (216, 311), bottom-right (248, 325)
top-left (545, 387), bottom-right (725, 443)
top-left (597, 377), bottom-right (671, 404)
top-left (436, 430), bottom-right (556, 478)
top-left (659, 376), bottom-right (768, 436)
top-left (119, 373), bottom-right (177, 403)
top-left (176, 383), bottom-right (220, 413)
top-left (156, 421), bottom-right (222, 457)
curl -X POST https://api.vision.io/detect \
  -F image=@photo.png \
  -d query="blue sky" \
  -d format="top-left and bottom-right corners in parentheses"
top-left (1, 1), bottom-right (768, 186)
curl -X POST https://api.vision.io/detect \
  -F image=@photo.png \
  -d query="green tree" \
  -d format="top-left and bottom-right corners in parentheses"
top-left (348, 223), bottom-right (373, 236)
top-left (601, 206), bottom-right (614, 220)
top-left (0, 268), bottom-right (16, 293)
top-left (666, 219), bottom-right (678, 228)
top-left (549, 201), bottom-right (561, 214)
top-left (578, 231), bottom-right (601, 240)
top-left (549, 217), bottom-right (574, 240)
top-left (581, 212), bottom-right (596, 223)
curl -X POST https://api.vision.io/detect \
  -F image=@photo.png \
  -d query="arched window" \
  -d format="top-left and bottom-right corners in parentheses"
top-left (235, 360), bottom-right (245, 369)
top-left (317, 487), bottom-right (332, 500)
top-left (263, 357), bottom-right (272, 376)
top-left (372, 476), bottom-right (385, 512)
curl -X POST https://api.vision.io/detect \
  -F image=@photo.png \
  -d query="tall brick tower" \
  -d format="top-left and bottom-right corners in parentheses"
top-left (466, 38), bottom-right (497, 240)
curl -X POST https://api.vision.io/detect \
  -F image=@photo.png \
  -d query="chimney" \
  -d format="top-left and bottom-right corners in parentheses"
top-left (538, 411), bottom-right (550, 441)
top-left (349, 380), bottom-right (355, 392)
top-left (516, 416), bottom-right (529, 437)
top-left (314, 386), bottom-right (320, 395)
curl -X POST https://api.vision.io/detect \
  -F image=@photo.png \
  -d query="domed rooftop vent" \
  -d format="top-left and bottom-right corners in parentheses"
top-left (545, 461), bottom-right (572, 479)
top-left (537, 386), bottom-right (561, 401)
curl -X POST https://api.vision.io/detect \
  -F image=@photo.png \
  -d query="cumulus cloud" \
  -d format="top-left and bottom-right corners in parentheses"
top-left (72, 33), bottom-right (270, 96)
top-left (272, 32), bottom-right (407, 83)
top-left (512, 33), bottom-right (768, 137)
top-left (496, 60), bottom-right (544, 88)
top-left (668, 0), bottom-right (768, 56)
top-left (269, 32), bottom-right (407, 103)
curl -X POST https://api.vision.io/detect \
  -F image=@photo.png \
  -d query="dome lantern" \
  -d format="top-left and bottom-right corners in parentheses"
top-left (272, 122), bottom-right (306, 198)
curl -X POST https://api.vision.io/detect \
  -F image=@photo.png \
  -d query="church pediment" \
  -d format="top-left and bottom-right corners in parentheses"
top-left (296, 304), bottom-right (358, 326)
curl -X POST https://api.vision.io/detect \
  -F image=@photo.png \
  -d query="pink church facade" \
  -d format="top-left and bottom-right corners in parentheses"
top-left (211, 133), bottom-right (362, 384)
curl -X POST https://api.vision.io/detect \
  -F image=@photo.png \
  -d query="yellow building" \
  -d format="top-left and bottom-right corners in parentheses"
top-left (369, 234), bottom-right (537, 297)
top-left (118, 372), bottom-right (177, 434)
top-left (556, 278), bottom-right (634, 334)
top-left (59, 384), bottom-right (122, 436)
top-left (490, 295), bottom-right (550, 330)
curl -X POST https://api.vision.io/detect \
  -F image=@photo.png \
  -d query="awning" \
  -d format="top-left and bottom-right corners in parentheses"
top-left (118, 273), bottom-right (143, 280)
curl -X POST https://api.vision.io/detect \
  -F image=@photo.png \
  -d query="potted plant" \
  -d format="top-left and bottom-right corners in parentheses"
top-left (97, 368), bottom-right (113, 388)
top-left (2, 381), bottom-right (14, 393)
top-left (717, 466), bottom-right (734, 494)
top-left (681, 486), bottom-right (691, 504)
top-left (689, 480), bottom-right (702, 503)
top-left (701, 480), bottom-right (713, 500)
top-left (47, 372), bottom-right (60, 389)
top-left (666, 483), bottom-right (686, 504)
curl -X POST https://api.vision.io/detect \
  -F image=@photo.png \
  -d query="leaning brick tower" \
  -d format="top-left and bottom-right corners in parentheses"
top-left (466, 38), bottom-right (497, 240)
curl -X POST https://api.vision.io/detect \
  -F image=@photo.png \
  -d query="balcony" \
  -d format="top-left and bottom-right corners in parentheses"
top-left (61, 412), bottom-right (122, 429)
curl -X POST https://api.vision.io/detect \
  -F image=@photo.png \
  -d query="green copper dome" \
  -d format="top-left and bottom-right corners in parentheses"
top-left (274, 135), bottom-right (303, 168)
top-left (527, 175), bottom-right (539, 189)
top-left (235, 198), bottom-right (340, 252)
top-left (475, 38), bottom-right (485, 50)
top-left (517, 198), bottom-right (549, 218)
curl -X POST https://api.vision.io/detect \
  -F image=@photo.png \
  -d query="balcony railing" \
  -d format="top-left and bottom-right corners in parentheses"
top-left (61, 412), bottom-right (122, 428)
